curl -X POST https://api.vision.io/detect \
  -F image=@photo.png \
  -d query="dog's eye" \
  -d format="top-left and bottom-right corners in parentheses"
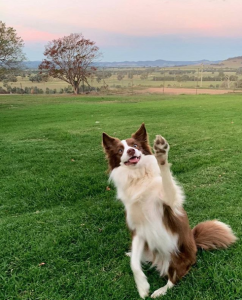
top-left (118, 149), bottom-right (123, 154)
top-left (133, 144), bottom-right (138, 148)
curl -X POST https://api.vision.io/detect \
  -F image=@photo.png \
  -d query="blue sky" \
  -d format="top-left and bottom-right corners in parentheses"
top-left (1, 0), bottom-right (242, 61)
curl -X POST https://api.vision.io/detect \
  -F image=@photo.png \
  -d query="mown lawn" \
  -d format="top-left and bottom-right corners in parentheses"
top-left (0, 94), bottom-right (242, 300)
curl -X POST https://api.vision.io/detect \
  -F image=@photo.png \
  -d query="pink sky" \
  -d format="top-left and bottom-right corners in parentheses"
top-left (1, 0), bottom-right (242, 61)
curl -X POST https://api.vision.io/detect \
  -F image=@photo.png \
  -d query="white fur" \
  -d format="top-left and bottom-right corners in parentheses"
top-left (120, 140), bottom-right (142, 165)
top-left (131, 235), bottom-right (150, 299)
top-left (151, 280), bottom-right (174, 298)
top-left (109, 153), bottom-right (185, 298)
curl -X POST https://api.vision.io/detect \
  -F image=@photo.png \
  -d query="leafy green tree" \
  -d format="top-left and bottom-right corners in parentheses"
top-left (0, 21), bottom-right (26, 75)
top-left (117, 74), bottom-right (124, 81)
top-left (96, 76), bottom-right (102, 83)
top-left (218, 71), bottom-right (225, 79)
top-left (140, 73), bottom-right (148, 80)
top-left (29, 74), bottom-right (47, 83)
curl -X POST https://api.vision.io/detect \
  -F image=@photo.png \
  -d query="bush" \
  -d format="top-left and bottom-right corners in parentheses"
top-left (0, 86), bottom-right (8, 94)
top-left (234, 80), bottom-right (242, 88)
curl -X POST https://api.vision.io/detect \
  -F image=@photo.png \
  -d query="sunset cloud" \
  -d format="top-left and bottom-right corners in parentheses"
top-left (15, 26), bottom-right (60, 42)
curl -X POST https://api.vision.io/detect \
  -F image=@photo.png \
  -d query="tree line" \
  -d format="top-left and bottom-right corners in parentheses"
top-left (153, 74), bottom-right (239, 82)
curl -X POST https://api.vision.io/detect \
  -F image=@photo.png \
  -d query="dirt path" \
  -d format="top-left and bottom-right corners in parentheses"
top-left (136, 87), bottom-right (241, 95)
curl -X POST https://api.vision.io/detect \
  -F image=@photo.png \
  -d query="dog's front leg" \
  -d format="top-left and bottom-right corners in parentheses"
top-left (131, 235), bottom-right (150, 299)
top-left (153, 135), bottom-right (184, 208)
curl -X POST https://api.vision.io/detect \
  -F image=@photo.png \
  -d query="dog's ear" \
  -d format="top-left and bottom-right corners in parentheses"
top-left (132, 123), bottom-right (152, 155)
top-left (102, 133), bottom-right (116, 151)
top-left (132, 123), bottom-right (147, 142)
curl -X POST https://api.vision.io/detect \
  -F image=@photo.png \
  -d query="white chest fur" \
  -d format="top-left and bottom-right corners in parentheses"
top-left (126, 198), bottom-right (178, 256)
top-left (110, 155), bottom-right (178, 259)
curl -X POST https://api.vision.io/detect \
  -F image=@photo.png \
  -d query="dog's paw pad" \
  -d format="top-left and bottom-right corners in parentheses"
top-left (153, 135), bottom-right (169, 165)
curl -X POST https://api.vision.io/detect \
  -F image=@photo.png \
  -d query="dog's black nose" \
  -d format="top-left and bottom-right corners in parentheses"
top-left (127, 148), bottom-right (135, 156)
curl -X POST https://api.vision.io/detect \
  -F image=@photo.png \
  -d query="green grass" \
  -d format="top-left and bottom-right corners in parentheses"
top-left (0, 94), bottom-right (242, 300)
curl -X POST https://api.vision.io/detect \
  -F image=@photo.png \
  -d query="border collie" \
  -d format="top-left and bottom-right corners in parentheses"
top-left (102, 123), bottom-right (236, 298)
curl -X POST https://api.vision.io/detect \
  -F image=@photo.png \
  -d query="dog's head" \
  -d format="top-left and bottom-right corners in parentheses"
top-left (102, 123), bottom-right (152, 171)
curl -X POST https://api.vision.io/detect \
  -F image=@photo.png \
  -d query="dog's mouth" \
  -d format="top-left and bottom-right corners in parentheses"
top-left (124, 156), bottom-right (141, 166)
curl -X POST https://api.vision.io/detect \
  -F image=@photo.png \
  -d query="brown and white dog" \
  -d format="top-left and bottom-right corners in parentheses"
top-left (102, 123), bottom-right (236, 298)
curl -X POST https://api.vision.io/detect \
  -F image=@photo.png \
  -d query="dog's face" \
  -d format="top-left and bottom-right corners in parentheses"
top-left (102, 123), bottom-right (152, 171)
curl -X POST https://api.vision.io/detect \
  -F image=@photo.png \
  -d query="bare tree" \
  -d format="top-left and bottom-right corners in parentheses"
top-left (39, 33), bottom-right (100, 94)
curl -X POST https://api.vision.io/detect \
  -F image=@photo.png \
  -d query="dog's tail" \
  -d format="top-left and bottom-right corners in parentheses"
top-left (192, 220), bottom-right (237, 250)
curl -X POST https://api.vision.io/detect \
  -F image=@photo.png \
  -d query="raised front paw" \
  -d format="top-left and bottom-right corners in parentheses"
top-left (153, 135), bottom-right (170, 165)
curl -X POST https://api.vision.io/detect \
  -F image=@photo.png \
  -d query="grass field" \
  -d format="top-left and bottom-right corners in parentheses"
top-left (0, 94), bottom-right (242, 300)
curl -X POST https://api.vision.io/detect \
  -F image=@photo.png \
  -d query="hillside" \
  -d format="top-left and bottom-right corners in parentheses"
top-left (216, 56), bottom-right (242, 68)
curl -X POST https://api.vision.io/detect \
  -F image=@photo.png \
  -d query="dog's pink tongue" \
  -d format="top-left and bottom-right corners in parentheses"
top-left (129, 157), bottom-right (139, 164)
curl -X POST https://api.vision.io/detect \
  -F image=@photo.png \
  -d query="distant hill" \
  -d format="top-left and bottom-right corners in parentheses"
top-left (23, 59), bottom-right (221, 69)
top-left (215, 56), bottom-right (242, 68)
top-left (23, 61), bottom-right (42, 69)
top-left (23, 57), bottom-right (242, 69)
top-left (94, 59), bottom-right (221, 67)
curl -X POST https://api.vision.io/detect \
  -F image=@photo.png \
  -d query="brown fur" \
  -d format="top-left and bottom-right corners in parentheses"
top-left (162, 205), bottom-right (197, 283)
top-left (102, 134), bottom-right (123, 171)
top-left (131, 123), bottom-right (152, 155)
top-left (162, 206), bottom-right (236, 283)
top-left (192, 220), bottom-right (237, 250)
